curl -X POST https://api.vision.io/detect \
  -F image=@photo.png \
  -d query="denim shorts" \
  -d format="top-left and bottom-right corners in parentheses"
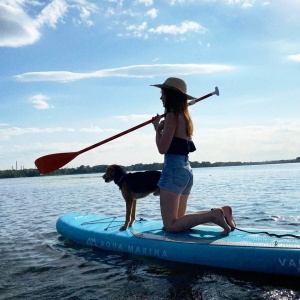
top-left (158, 154), bottom-right (193, 195)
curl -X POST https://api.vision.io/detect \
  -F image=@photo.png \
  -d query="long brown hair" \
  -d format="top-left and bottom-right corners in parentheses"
top-left (162, 88), bottom-right (193, 137)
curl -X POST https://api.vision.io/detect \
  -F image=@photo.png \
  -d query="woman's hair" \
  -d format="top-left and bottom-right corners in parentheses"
top-left (162, 88), bottom-right (193, 137)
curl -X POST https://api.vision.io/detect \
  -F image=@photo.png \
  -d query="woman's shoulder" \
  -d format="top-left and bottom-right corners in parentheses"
top-left (165, 112), bottom-right (177, 123)
top-left (166, 112), bottom-right (187, 137)
top-left (166, 111), bottom-right (184, 119)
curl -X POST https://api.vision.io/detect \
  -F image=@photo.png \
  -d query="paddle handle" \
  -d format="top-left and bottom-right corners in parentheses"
top-left (189, 86), bottom-right (219, 106)
top-left (78, 87), bottom-right (219, 155)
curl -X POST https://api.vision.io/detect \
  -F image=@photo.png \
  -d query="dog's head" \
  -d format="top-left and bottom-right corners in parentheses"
top-left (102, 164), bottom-right (125, 183)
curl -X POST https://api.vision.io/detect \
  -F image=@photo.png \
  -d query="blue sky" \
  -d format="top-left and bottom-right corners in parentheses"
top-left (1, 0), bottom-right (300, 171)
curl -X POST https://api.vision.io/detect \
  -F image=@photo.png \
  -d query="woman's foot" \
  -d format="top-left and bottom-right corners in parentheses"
top-left (210, 208), bottom-right (231, 235)
top-left (222, 206), bottom-right (236, 231)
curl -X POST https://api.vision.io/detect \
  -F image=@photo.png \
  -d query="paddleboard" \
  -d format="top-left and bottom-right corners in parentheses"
top-left (56, 213), bottom-right (300, 277)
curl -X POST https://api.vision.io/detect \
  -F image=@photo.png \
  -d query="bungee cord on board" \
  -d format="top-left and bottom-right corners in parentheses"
top-left (228, 224), bottom-right (300, 240)
top-left (81, 216), bottom-right (300, 239)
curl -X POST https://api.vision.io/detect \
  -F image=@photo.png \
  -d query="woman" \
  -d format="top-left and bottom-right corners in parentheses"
top-left (151, 77), bottom-right (235, 234)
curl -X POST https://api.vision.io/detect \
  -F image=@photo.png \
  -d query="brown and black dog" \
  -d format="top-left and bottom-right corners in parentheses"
top-left (102, 164), bottom-right (161, 230)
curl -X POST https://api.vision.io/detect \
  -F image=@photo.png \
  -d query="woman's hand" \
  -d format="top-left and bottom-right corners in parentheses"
top-left (157, 120), bottom-right (165, 132)
top-left (152, 114), bottom-right (162, 131)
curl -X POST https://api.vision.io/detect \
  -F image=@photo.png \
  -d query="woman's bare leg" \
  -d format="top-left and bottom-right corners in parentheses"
top-left (178, 194), bottom-right (188, 218)
top-left (160, 189), bottom-right (231, 234)
top-left (195, 206), bottom-right (236, 231)
top-left (222, 206), bottom-right (236, 230)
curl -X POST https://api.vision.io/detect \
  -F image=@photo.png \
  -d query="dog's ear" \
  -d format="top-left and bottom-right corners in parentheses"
top-left (110, 164), bottom-right (121, 171)
top-left (107, 165), bottom-right (115, 174)
top-left (114, 165), bottom-right (127, 177)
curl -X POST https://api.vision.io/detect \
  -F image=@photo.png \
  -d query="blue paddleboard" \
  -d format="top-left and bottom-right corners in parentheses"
top-left (56, 213), bottom-right (300, 277)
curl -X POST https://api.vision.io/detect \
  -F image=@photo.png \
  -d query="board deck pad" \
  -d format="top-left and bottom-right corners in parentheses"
top-left (56, 213), bottom-right (300, 277)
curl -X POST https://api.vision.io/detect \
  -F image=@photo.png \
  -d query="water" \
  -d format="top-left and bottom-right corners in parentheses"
top-left (1, 163), bottom-right (299, 299)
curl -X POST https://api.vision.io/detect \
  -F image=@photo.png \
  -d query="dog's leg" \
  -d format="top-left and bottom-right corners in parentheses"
top-left (120, 198), bottom-right (133, 231)
top-left (129, 200), bottom-right (137, 227)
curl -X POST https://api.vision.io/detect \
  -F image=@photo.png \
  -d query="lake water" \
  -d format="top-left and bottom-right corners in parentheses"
top-left (1, 163), bottom-right (300, 299)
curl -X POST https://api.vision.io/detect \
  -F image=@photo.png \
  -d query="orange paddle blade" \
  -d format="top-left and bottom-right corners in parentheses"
top-left (35, 152), bottom-right (79, 174)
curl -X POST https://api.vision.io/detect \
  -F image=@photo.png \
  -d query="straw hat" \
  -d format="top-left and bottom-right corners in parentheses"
top-left (151, 77), bottom-right (195, 100)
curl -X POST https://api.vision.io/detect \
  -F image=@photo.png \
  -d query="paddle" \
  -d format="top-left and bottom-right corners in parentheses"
top-left (35, 87), bottom-right (219, 174)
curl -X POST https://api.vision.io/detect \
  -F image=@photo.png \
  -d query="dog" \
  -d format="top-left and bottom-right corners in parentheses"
top-left (102, 164), bottom-right (161, 230)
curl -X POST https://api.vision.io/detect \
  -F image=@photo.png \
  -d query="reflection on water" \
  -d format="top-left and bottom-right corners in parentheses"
top-left (0, 163), bottom-right (299, 299)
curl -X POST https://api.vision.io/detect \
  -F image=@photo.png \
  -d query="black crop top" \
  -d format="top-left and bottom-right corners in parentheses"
top-left (166, 136), bottom-right (196, 156)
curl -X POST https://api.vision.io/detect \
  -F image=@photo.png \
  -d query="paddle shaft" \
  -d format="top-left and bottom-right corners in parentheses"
top-left (78, 86), bottom-right (219, 155)
top-left (35, 87), bottom-right (219, 173)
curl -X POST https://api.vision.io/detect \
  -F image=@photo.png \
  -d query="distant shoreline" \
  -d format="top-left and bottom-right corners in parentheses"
top-left (1, 157), bottom-right (299, 179)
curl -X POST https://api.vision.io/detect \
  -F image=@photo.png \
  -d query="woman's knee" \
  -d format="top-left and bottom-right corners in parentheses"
top-left (163, 223), bottom-right (178, 232)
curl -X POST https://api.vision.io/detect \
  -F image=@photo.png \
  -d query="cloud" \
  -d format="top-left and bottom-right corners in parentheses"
top-left (241, 3), bottom-right (253, 8)
top-left (194, 120), bottom-right (300, 162)
top-left (36, 0), bottom-right (68, 28)
top-left (15, 63), bottom-right (235, 82)
top-left (0, 126), bottom-right (75, 141)
top-left (114, 114), bottom-right (153, 122)
top-left (0, 0), bottom-right (97, 47)
top-left (146, 8), bottom-right (157, 19)
top-left (223, 0), bottom-right (255, 6)
top-left (79, 126), bottom-right (116, 133)
top-left (149, 21), bottom-right (205, 35)
top-left (127, 22), bottom-right (148, 38)
top-left (70, 0), bottom-right (98, 26)
top-left (135, 0), bottom-right (153, 6)
top-left (124, 20), bottom-right (205, 39)
top-left (177, 0), bottom-right (261, 9)
top-left (0, 2), bottom-right (40, 47)
top-left (29, 93), bottom-right (53, 110)
top-left (287, 54), bottom-right (300, 62)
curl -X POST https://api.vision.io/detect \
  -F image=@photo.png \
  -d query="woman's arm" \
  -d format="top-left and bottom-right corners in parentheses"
top-left (155, 113), bottom-right (176, 154)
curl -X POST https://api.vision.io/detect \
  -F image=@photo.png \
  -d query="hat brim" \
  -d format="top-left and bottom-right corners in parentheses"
top-left (151, 84), bottom-right (195, 100)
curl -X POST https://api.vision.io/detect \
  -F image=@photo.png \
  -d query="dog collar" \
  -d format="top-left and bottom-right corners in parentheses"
top-left (117, 174), bottom-right (126, 190)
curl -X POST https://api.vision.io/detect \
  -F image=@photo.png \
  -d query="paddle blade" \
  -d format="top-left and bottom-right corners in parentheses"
top-left (35, 152), bottom-right (79, 174)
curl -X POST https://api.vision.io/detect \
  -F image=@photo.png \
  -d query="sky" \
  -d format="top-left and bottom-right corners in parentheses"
top-left (1, 0), bottom-right (300, 171)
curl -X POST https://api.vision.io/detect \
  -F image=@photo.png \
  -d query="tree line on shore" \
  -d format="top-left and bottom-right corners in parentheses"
top-left (1, 157), bottom-right (300, 179)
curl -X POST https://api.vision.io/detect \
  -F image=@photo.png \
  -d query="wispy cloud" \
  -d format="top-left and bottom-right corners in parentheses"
top-left (287, 53), bottom-right (300, 62)
top-left (125, 20), bottom-right (206, 39)
top-left (79, 126), bottom-right (116, 133)
top-left (114, 114), bottom-right (153, 122)
top-left (29, 94), bottom-right (53, 110)
top-left (35, 0), bottom-right (68, 28)
top-left (0, 127), bottom-right (75, 141)
top-left (241, 3), bottom-right (253, 9)
top-left (146, 8), bottom-right (157, 19)
top-left (220, 0), bottom-right (256, 7)
top-left (170, 0), bottom-right (256, 8)
top-left (70, 0), bottom-right (98, 27)
top-left (135, 0), bottom-right (154, 6)
top-left (149, 21), bottom-right (206, 35)
top-left (127, 22), bottom-right (148, 38)
top-left (194, 119), bottom-right (300, 162)
top-left (0, 124), bottom-right (120, 142)
top-left (15, 63), bottom-right (235, 82)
